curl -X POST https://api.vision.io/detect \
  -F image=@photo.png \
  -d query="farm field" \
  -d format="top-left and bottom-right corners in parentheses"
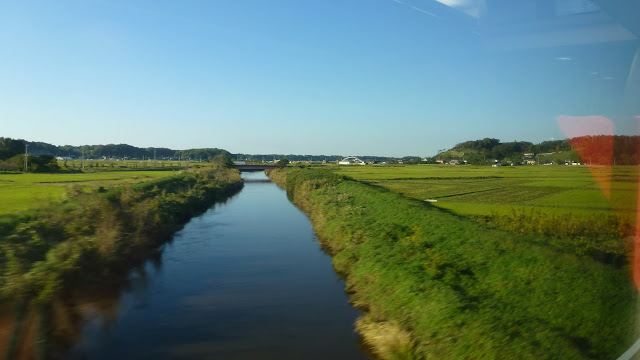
top-left (0, 170), bottom-right (179, 215)
top-left (59, 159), bottom-right (197, 170)
top-left (334, 164), bottom-right (639, 218)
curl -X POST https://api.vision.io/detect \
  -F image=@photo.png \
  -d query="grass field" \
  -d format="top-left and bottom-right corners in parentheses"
top-left (334, 164), bottom-right (638, 218)
top-left (0, 171), bottom-right (179, 215)
top-left (269, 167), bottom-right (637, 359)
top-left (58, 159), bottom-right (199, 171)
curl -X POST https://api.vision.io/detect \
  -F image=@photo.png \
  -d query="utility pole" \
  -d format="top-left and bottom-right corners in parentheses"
top-left (154, 149), bottom-right (157, 161)
top-left (24, 144), bottom-right (28, 172)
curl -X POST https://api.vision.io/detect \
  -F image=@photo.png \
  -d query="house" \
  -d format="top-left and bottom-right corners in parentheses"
top-left (449, 160), bottom-right (459, 165)
top-left (436, 159), bottom-right (444, 164)
top-left (492, 163), bottom-right (501, 167)
top-left (525, 159), bottom-right (537, 165)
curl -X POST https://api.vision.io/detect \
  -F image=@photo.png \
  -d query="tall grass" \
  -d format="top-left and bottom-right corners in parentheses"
top-left (481, 208), bottom-right (633, 265)
top-left (268, 167), bottom-right (637, 359)
top-left (0, 168), bottom-right (243, 304)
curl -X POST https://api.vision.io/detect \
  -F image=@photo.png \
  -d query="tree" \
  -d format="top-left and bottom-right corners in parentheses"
top-left (277, 157), bottom-right (290, 167)
top-left (211, 154), bottom-right (234, 168)
top-left (0, 137), bottom-right (25, 160)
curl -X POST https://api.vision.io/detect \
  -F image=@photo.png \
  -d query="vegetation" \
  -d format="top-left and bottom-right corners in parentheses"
top-left (0, 150), bottom-right (241, 359)
top-left (481, 208), bottom-right (631, 265)
top-left (334, 164), bottom-right (637, 265)
top-left (0, 171), bottom-right (178, 215)
top-left (0, 137), bottom-right (229, 165)
top-left (0, 168), bottom-right (243, 305)
top-left (211, 153), bottom-right (235, 168)
top-left (268, 167), bottom-right (636, 359)
top-left (334, 164), bottom-right (635, 217)
top-left (436, 135), bottom-right (640, 165)
top-left (0, 138), bottom-right (61, 172)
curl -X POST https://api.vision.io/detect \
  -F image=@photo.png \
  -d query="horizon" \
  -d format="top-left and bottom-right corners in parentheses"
top-left (12, 133), bottom-right (620, 160)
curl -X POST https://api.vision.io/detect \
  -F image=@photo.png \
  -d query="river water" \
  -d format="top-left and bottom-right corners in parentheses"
top-left (65, 171), bottom-right (368, 359)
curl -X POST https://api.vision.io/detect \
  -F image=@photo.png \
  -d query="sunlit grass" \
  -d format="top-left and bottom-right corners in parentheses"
top-left (334, 164), bottom-right (637, 217)
top-left (0, 171), bottom-right (178, 215)
top-left (270, 167), bottom-right (637, 359)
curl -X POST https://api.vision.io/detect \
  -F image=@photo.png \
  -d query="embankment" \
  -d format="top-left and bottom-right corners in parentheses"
top-left (1, 168), bottom-right (243, 302)
top-left (2, 167), bottom-right (243, 359)
top-left (267, 167), bottom-right (637, 360)
top-left (0, 168), bottom-right (243, 359)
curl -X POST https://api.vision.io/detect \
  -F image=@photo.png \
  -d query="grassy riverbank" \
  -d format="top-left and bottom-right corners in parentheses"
top-left (0, 171), bottom-right (179, 215)
top-left (268, 167), bottom-right (637, 359)
top-left (2, 167), bottom-right (242, 359)
top-left (334, 164), bottom-right (637, 267)
top-left (1, 168), bottom-right (242, 302)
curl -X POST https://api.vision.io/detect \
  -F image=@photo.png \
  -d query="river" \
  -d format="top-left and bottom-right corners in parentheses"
top-left (64, 171), bottom-right (368, 359)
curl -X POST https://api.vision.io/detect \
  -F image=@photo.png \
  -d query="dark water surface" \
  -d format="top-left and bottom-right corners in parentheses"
top-left (66, 171), bottom-right (368, 359)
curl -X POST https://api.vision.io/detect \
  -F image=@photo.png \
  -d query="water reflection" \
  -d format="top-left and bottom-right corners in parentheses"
top-left (4, 171), bottom-right (367, 359)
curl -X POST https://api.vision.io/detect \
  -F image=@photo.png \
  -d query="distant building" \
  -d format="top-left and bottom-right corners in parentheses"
top-left (525, 159), bottom-right (537, 165)
top-left (449, 159), bottom-right (459, 165)
top-left (338, 156), bottom-right (366, 165)
top-left (436, 159), bottom-right (444, 164)
top-left (524, 153), bottom-right (534, 158)
top-left (56, 156), bottom-right (73, 161)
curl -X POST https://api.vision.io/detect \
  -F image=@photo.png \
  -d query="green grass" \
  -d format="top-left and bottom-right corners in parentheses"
top-left (0, 171), bottom-right (178, 215)
top-left (269, 167), bottom-right (637, 359)
top-left (334, 164), bottom-right (637, 217)
top-left (58, 159), bottom-right (196, 171)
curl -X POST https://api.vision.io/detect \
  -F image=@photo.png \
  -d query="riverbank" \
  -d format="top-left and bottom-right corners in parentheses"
top-left (1, 167), bottom-right (243, 359)
top-left (58, 171), bottom-right (366, 360)
top-left (267, 167), bottom-right (637, 359)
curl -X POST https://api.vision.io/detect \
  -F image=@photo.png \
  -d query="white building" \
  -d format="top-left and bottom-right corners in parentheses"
top-left (338, 156), bottom-right (366, 165)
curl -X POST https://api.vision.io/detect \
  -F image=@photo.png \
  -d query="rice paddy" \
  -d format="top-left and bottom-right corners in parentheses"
top-left (334, 164), bottom-right (638, 218)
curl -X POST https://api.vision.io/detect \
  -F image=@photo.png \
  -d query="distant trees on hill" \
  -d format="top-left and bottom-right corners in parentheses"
top-left (0, 138), bottom-right (61, 172)
top-left (1, 137), bottom-right (229, 162)
top-left (0, 137), bottom-right (231, 172)
top-left (444, 136), bottom-right (640, 165)
top-left (0, 137), bottom-right (25, 160)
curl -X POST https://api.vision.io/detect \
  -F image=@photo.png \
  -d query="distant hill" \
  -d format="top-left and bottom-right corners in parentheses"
top-left (437, 136), bottom-right (639, 165)
top-left (0, 137), bottom-right (229, 161)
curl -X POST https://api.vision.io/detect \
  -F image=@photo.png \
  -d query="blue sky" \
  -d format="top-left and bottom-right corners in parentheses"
top-left (1, 0), bottom-right (638, 156)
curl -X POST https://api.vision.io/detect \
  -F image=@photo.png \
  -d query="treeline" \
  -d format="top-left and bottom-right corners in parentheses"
top-left (449, 138), bottom-right (571, 161)
top-left (0, 137), bottom-right (229, 162)
top-left (0, 138), bottom-right (60, 172)
top-left (444, 136), bottom-right (640, 165)
top-left (267, 167), bottom-right (636, 359)
top-left (452, 138), bottom-right (573, 155)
